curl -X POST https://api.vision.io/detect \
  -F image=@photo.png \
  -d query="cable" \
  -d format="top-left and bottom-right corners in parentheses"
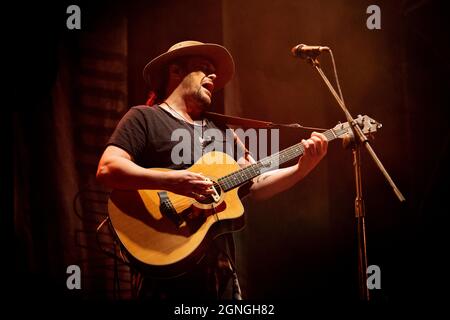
top-left (329, 49), bottom-right (345, 104)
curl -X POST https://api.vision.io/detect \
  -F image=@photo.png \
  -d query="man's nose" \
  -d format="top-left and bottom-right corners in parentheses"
top-left (208, 73), bottom-right (217, 81)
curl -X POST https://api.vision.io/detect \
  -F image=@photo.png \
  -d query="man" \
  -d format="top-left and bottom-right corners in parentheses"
top-left (96, 40), bottom-right (328, 299)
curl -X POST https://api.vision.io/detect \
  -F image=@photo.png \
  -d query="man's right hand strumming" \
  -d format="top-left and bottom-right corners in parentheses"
top-left (163, 170), bottom-right (215, 200)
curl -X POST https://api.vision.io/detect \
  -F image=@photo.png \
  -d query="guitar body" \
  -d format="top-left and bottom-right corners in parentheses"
top-left (108, 151), bottom-right (245, 278)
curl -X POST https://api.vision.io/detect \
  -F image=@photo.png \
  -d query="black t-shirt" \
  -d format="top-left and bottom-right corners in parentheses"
top-left (106, 104), bottom-right (244, 299)
top-left (107, 105), bottom-right (243, 168)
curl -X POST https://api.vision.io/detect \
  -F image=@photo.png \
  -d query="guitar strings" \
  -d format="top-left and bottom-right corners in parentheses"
top-left (167, 127), bottom-right (344, 211)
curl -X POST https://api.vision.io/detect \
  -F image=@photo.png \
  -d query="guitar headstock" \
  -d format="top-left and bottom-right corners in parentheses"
top-left (332, 115), bottom-right (382, 139)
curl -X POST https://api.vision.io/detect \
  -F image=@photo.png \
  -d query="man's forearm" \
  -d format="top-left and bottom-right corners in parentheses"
top-left (96, 156), bottom-right (167, 190)
top-left (249, 164), bottom-right (308, 201)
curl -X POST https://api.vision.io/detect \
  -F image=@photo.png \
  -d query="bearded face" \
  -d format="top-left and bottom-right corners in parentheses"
top-left (177, 57), bottom-right (217, 111)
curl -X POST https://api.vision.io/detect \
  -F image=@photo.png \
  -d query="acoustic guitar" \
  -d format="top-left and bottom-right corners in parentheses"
top-left (108, 115), bottom-right (381, 277)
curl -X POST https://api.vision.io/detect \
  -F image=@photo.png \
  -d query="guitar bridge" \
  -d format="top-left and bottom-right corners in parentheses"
top-left (157, 191), bottom-right (185, 228)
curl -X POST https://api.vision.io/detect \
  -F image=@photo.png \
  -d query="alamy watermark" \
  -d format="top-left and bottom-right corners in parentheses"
top-left (367, 264), bottom-right (381, 290)
top-left (66, 264), bottom-right (81, 290)
top-left (366, 5), bottom-right (381, 30)
top-left (66, 5), bottom-right (81, 30)
top-left (170, 128), bottom-right (280, 167)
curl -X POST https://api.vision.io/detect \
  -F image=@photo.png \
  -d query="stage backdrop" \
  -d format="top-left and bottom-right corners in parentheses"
top-left (12, 0), bottom-right (449, 301)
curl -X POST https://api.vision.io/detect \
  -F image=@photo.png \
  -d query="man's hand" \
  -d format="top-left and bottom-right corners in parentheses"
top-left (298, 131), bottom-right (328, 176)
top-left (164, 170), bottom-right (215, 200)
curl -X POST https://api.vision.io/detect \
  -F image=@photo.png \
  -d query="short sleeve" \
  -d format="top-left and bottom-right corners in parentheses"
top-left (107, 107), bottom-right (148, 160)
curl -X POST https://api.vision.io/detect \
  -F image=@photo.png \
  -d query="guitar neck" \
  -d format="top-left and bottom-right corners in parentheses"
top-left (218, 128), bottom-right (339, 192)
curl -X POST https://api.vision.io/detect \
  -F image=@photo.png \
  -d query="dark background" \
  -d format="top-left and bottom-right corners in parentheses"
top-left (8, 0), bottom-right (450, 307)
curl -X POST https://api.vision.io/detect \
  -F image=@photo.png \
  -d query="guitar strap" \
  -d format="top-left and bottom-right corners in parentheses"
top-left (205, 111), bottom-right (277, 129)
top-left (205, 111), bottom-right (327, 131)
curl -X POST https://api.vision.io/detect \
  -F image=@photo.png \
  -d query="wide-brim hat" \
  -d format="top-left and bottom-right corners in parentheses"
top-left (143, 40), bottom-right (235, 92)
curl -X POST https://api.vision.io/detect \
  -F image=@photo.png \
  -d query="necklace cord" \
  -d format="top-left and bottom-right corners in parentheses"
top-left (162, 101), bottom-right (206, 154)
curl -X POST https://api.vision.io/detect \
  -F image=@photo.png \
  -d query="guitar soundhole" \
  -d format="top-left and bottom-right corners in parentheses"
top-left (196, 181), bottom-right (222, 204)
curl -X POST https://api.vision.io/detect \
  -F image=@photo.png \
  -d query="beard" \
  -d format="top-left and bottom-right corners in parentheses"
top-left (198, 87), bottom-right (212, 106)
top-left (182, 87), bottom-right (211, 120)
top-left (187, 86), bottom-right (211, 114)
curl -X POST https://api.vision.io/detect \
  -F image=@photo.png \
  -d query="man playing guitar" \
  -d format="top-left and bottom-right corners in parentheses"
top-left (96, 40), bottom-right (328, 299)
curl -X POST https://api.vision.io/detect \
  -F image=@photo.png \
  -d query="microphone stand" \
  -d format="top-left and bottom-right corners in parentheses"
top-left (306, 56), bottom-right (405, 301)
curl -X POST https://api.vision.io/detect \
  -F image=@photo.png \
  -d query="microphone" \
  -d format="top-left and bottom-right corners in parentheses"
top-left (291, 44), bottom-right (330, 59)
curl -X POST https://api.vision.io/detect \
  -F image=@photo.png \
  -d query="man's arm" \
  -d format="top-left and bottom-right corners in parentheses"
top-left (96, 145), bottom-right (214, 198)
top-left (238, 132), bottom-right (328, 201)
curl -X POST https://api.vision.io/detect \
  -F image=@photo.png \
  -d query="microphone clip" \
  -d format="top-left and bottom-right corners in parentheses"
top-left (291, 44), bottom-right (330, 60)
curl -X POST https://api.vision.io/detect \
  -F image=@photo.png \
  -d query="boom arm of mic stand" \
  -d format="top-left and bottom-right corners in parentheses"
top-left (308, 57), bottom-right (406, 202)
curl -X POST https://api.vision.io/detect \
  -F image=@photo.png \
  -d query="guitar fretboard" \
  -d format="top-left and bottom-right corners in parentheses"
top-left (217, 127), bottom-right (345, 191)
